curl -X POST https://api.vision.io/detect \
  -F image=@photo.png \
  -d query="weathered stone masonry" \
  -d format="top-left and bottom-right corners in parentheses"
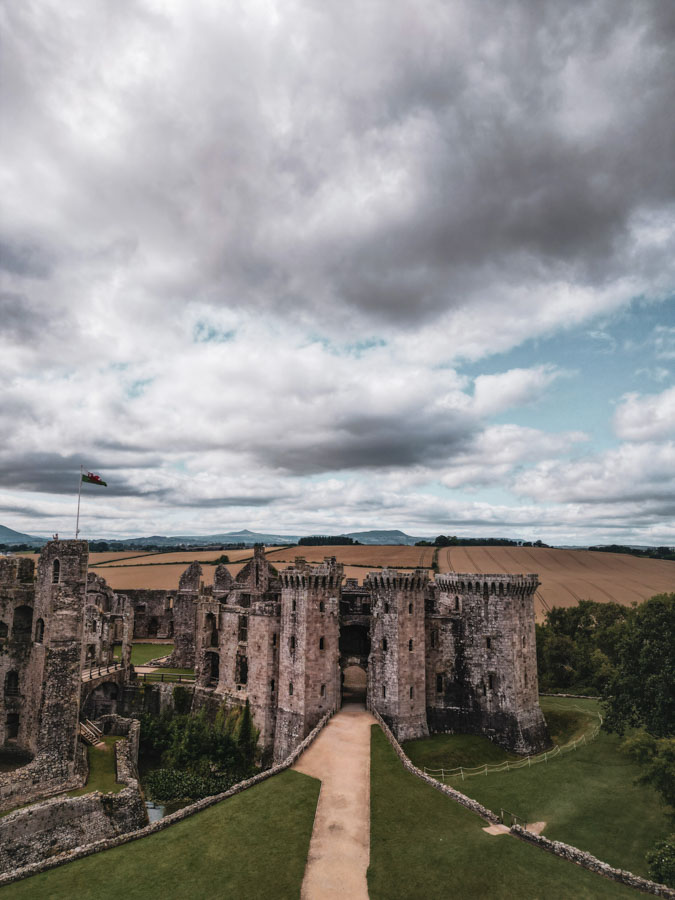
top-left (184, 548), bottom-right (549, 762)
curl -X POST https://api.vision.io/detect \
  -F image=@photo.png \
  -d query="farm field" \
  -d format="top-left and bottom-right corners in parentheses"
top-left (265, 544), bottom-right (434, 568)
top-left (435, 546), bottom-right (675, 619)
top-left (91, 547), bottom-right (279, 567)
top-left (368, 726), bottom-right (637, 899)
top-left (403, 697), bottom-right (671, 879)
top-left (87, 562), bottom-right (250, 590)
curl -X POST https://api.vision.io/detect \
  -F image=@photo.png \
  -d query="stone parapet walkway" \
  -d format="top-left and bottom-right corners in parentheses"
top-left (293, 704), bottom-right (376, 900)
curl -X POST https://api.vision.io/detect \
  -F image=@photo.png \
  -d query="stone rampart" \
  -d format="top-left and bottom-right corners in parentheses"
top-left (0, 741), bottom-right (87, 812)
top-left (0, 720), bottom-right (147, 877)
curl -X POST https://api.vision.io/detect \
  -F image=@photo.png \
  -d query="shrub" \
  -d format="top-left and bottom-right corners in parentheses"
top-left (646, 834), bottom-right (675, 887)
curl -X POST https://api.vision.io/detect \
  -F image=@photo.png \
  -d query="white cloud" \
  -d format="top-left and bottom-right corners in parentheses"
top-left (614, 385), bottom-right (675, 441)
top-left (472, 366), bottom-right (563, 417)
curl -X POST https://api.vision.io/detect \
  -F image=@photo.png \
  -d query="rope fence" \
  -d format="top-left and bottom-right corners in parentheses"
top-left (423, 706), bottom-right (602, 781)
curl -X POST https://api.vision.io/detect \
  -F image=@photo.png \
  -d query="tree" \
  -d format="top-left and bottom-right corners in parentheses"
top-left (646, 834), bottom-right (675, 888)
top-left (603, 594), bottom-right (675, 738)
top-left (237, 698), bottom-right (257, 765)
top-left (622, 732), bottom-right (675, 815)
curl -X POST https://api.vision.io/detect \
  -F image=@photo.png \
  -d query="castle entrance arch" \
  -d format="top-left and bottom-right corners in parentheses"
top-left (339, 623), bottom-right (370, 705)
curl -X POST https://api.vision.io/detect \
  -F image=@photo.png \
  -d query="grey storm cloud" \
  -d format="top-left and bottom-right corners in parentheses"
top-left (1, 0), bottom-right (674, 334)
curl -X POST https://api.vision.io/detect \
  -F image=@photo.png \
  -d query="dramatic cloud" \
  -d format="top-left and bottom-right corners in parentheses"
top-left (0, 0), bottom-right (673, 543)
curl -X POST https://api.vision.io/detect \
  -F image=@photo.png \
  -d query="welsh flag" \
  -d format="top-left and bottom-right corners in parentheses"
top-left (82, 471), bottom-right (107, 487)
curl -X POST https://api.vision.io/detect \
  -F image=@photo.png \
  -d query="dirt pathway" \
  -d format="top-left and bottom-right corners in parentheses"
top-left (293, 703), bottom-right (376, 900)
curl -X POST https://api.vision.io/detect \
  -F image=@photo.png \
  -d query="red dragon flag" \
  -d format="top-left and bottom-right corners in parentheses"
top-left (81, 471), bottom-right (107, 487)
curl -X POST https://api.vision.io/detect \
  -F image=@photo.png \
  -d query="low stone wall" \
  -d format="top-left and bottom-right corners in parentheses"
top-left (0, 720), bottom-right (147, 878)
top-left (0, 709), bottom-right (333, 888)
top-left (370, 706), bottom-right (674, 898)
top-left (0, 742), bottom-right (87, 813)
top-left (369, 706), bottom-right (500, 824)
top-left (513, 827), bottom-right (675, 898)
top-left (539, 693), bottom-right (601, 700)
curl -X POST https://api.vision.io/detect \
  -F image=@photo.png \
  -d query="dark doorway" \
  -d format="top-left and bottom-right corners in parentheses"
top-left (147, 617), bottom-right (159, 638)
top-left (342, 666), bottom-right (367, 705)
top-left (205, 651), bottom-right (220, 686)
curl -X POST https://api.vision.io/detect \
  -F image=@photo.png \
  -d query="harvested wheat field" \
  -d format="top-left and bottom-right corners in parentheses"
top-left (90, 547), bottom-right (266, 568)
top-left (436, 545), bottom-right (675, 620)
top-left (265, 544), bottom-right (435, 568)
top-left (17, 550), bottom-right (156, 565)
top-left (89, 562), bottom-right (249, 591)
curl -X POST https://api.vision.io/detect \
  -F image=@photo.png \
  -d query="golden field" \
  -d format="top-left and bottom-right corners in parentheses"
top-left (14, 544), bottom-right (674, 618)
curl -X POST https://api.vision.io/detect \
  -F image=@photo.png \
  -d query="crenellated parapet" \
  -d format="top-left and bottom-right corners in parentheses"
top-left (435, 573), bottom-right (539, 597)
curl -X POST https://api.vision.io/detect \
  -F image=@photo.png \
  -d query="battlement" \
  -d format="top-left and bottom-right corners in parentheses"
top-left (280, 556), bottom-right (343, 589)
top-left (435, 573), bottom-right (539, 596)
top-left (365, 567), bottom-right (428, 591)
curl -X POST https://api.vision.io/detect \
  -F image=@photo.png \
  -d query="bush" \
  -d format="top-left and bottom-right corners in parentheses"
top-left (646, 834), bottom-right (675, 887)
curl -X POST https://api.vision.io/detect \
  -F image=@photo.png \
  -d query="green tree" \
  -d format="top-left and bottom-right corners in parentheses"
top-left (622, 732), bottom-right (675, 815)
top-left (646, 834), bottom-right (675, 888)
top-left (237, 698), bottom-right (257, 765)
top-left (603, 593), bottom-right (675, 737)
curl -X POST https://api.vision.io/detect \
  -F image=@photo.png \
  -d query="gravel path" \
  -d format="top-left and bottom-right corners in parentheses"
top-left (293, 703), bottom-right (376, 900)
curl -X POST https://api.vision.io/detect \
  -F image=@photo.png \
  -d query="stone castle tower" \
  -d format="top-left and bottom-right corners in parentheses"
top-left (188, 548), bottom-right (550, 762)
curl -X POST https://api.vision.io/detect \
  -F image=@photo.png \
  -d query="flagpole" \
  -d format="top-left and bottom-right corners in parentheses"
top-left (75, 465), bottom-right (83, 539)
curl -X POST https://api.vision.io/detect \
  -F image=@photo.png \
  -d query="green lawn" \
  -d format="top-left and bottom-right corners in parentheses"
top-left (69, 736), bottom-right (123, 796)
top-left (403, 698), bottom-right (670, 879)
top-left (130, 643), bottom-right (174, 666)
top-left (4, 769), bottom-right (320, 900)
top-left (369, 726), bottom-right (639, 899)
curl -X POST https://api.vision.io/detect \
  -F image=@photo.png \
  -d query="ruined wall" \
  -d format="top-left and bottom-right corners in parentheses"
top-left (170, 562), bottom-right (201, 667)
top-left (125, 589), bottom-right (174, 640)
top-left (432, 574), bottom-right (549, 753)
top-left (0, 719), bottom-right (146, 877)
top-left (367, 569), bottom-right (429, 741)
top-left (273, 558), bottom-right (342, 762)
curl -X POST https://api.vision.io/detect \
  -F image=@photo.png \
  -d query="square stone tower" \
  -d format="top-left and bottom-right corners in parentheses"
top-left (367, 568), bottom-right (429, 741)
top-left (273, 557), bottom-right (342, 762)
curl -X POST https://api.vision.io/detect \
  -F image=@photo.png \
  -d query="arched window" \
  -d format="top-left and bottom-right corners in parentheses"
top-left (320, 683), bottom-right (326, 697)
top-left (319, 636), bottom-right (325, 650)
top-left (35, 618), bottom-right (45, 643)
top-left (52, 559), bottom-right (60, 584)
top-left (289, 682), bottom-right (294, 696)
top-left (409, 685), bottom-right (414, 699)
top-left (4, 671), bottom-right (19, 696)
top-left (408, 603), bottom-right (413, 614)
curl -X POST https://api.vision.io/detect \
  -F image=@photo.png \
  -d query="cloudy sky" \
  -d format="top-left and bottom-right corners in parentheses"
top-left (1, 0), bottom-right (674, 544)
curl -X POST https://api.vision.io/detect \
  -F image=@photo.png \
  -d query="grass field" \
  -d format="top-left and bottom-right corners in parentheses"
top-left (68, 736), bottom-right (123, 796)
top-left (403, 698), bottom-right (671, 878)
top-left (126, 643), bottom-right (174, 666)
top-left (369, 725), bottom-right (639, 899)
top-left (3, 769), bottom-right (320, 900)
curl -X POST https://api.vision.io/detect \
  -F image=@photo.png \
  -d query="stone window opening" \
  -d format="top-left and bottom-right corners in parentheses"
top-left (135, 604), bottom-right (146, 613)
top-left (270, 678), bottom-right (275, 692)
top-left (205, 651), bottom-right (219, 686)
top-left (238, 614), bottom-right (248, 643)
top-left (382, 685), bottom-right (386, 698)
top-left (408, 639), bottom-right (413, 651)
top-left (289, 682), bottom-right (294, 696)
top-left (52, 559), bottom-right (60, 584)
top-left (486, 636), bottom-right (491, 649)
top-left (235, 653), bottom-right (248, 685)
top-left (319, 636), bottom-right (325, 650)
top-left (522, 635), bottom-right (526, 648)
top-left (384, 602), bottom-right (389, 613)
top-left (4, 670), bottom-right (19, 697)
top-left (319, 601), bottom-right (325, 613)
top-left (6, 713), bottom-right (19, 740)
top-left (454, 596), bottom-right (459, 611)
top-left (12, 605), bottom-right (33, 643)
top-left (408, 603), bottom-right (413, 614)
top-left (320, 683), bottom-right (326, 697)
top-left (409, 685), bottom-right (414, 699)
top-left (290, 635), bottom-right (296, 652)
top-left (0, 621), bottom-right (8, 643)
top-left (524, 671), bottom-right (528, 686)
top-left (430, 628), bottom-right (438, 649)
top-left (292, 599), bottom-right (296, 612)
top-left (272, 632), bottom-right (277, 646)
top-left (499, 583), bottom-right (504, 595)
top-left (382, 637), bottom-right (388, 651)
top-left (488, 673), bottom-right (495, 691)
top-left (436, 674), bottom-right (443, 694)
top-left (205, 612), bottom-right (218, 648)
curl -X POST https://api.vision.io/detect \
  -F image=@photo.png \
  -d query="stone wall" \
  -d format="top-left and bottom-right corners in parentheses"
top-left (125, 589), bottom-right (175, 640)
top-left (0, 719), bottom-right (146, 877)
top-left (0, 709), bottom-right (333, 888)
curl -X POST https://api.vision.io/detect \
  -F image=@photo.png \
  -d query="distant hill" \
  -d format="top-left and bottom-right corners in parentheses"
top-left (0, 524), bottom-right (45, 546)
top-left (124, 529), bottom-right (300, 547)
top-left (343, 529), bottom-right (425, 545)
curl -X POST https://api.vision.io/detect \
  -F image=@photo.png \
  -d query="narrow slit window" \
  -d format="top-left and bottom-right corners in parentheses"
top-left (436, 674), bottom-right (443, 693)
top-left (320, 684), bottom-right (326, 697)
top-left (319, 636), bottom-right (325, 650)
top-left (408, 639), bottom-right (413, 651)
